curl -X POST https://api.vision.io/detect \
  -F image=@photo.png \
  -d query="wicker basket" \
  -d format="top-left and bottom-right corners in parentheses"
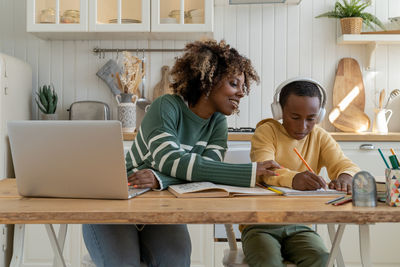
top-left (340, 17), bottom-right (363, 34)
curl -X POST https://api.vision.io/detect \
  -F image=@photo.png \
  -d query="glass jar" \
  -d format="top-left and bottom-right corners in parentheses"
top-left (40, 8), bottom-right (56, 24)
top-left (61, 10), bottom-right (80, 24)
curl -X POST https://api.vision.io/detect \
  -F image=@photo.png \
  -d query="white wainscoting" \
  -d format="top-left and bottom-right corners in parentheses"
top-left (1, 0), bottom-right (400, 131)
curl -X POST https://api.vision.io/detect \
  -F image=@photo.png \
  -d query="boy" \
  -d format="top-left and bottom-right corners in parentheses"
top-left (241, 78), bottom-right (360, 267)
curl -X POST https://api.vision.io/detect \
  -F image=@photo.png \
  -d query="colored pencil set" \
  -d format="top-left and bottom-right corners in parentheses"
top-left (378, 148), bottom-right (400, 169)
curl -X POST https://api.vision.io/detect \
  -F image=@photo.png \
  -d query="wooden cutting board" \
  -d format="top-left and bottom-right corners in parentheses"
top-left (329, 105), bottom-right (370, 132)
top-left (153, 65), bottom-right (172, 101)
top-left (332, 58), bottom-right (365, 110)
top-left (330, 58), bottom-right (370, 132)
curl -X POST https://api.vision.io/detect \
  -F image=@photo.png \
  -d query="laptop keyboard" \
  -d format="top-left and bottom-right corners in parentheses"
top-left (128, 187), bottom-right (151, 197)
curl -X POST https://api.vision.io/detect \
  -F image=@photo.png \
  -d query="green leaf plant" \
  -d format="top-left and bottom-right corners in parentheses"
top-left (35, 84), bottom-right (58, 114)
top-left (316, 0), bottom-right (385, 31)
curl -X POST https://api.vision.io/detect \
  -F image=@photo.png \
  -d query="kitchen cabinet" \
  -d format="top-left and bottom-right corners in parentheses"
top-left (89, 0), bottom-right (150, 32)
top-left (151, 0), bottom-right (213, 33)
top-left (26, 0), bottom-right (213, 39)
top-left (27, 0), bottom-right (89, 32)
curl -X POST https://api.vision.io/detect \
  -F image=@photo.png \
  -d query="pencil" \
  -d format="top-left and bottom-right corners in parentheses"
top-left (257, 182), bottom-right (284, 195)
top-left (293, 148), bottom-right (315, 173)
top-left (332, 196), bottom-right (352, 206)
top-left (266, 186), bottom-right (284, 195)
top-left (378, 148), bottom-right (390, 169)
top-left (325, 196), bottom-right (344, 204)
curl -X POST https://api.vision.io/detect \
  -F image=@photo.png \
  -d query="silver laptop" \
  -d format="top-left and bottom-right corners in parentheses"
top-left (7, 120), bottom-right (150, 199)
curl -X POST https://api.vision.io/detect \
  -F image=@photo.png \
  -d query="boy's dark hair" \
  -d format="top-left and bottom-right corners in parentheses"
top-left (170, 39), bottom-right (259, 107)
top-left (279, 81), bottom-right (322, 109)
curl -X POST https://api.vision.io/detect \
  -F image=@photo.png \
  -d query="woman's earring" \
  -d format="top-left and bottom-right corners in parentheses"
top-left (205, 91), bottom-right (210, 99)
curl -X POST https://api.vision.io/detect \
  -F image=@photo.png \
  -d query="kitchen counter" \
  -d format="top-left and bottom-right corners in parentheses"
top-left (227, 132), bottom-right (400, 142)
top-left (123, 132), bottom-right (400, 142)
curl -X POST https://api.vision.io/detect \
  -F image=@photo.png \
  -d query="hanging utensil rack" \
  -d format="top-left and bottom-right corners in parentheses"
top-left (93, 47), bottom-right (185, 58)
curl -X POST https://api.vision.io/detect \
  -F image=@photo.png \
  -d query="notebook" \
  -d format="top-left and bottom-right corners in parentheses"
top-left (168, 182), bottom-right (278, 198)
top-left (7, 120), bottom-right (150, 199)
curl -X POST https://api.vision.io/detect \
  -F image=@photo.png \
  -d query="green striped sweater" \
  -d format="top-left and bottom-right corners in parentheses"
top-left (125, 94), bottom-right (256, 190)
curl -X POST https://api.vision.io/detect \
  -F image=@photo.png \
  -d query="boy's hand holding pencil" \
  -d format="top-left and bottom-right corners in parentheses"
top-left (292, 148), bottom-right (327, 191)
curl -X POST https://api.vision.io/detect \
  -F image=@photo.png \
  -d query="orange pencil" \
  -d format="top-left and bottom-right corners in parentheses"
top-left (293, 148), bottom-right (315, 173)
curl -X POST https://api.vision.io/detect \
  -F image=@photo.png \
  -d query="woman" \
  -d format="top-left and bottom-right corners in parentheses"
top-left (83, 39), bottom-right (280, 267)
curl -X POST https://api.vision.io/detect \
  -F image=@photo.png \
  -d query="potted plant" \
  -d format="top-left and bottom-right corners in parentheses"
top-left (316, 0), bottom-right (385, 34)
top-left (35, 84), bottom-right (58, 120)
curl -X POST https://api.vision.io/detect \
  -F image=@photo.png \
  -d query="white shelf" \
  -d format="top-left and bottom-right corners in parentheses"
top-left (337, 34), bottom-right (400, 70)
top-left (337, 34), bottom-right (400, 45)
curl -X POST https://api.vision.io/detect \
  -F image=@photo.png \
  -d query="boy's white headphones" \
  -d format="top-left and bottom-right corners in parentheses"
top-left (271, 77), bottom-right (327, 123)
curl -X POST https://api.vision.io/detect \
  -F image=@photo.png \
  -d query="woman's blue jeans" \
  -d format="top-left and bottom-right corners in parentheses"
top-left (82, 224), bottom-right (191, 267)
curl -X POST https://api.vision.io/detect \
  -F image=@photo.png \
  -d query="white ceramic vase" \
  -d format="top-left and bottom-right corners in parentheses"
top-left (116, 93), bottom-right (137, 133)
top-left (372, 108), bottom-right (392, 134)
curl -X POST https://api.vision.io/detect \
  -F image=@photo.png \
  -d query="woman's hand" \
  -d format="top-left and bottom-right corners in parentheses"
top-left (329, 173), bottom-right (352, 194)
top-left (292, 171), bottom-right (327, 191)
top-left (256, 160), bottom-right (281, 176)
top-left (128, 169), bottom-right (160, 189)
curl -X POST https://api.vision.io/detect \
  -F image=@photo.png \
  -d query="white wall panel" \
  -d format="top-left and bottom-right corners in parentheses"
top-left (299, 0), bottom-right (313, 78)
top-left (274, 4), bottom-right (287, 90)
top-left (223, 5), bottom-right (237, 127)
top-left (75, 41), bottom-right (90, 101)
top-left (1, 0), bottom-right (400, 131)
top-left (235, 5), bottom-right (249, 127)
top-left (261, 5), bottom-right (275, 120)
top-left (287, 4), bottom-right (300, 79)
top-left (248, 5), bottom-right (262, 127)
top-left (62, 41), bottom-right (76, 120)
top-left (50, 41), bottom-right (63, 118)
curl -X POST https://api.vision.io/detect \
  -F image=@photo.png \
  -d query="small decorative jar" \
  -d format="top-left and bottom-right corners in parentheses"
top-left (116, 93), bottom-right (137, 133)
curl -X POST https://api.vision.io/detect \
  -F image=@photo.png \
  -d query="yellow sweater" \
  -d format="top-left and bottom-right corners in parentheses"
top-left (250, 118), bottom-right (360, 187)
top-left (239, 119), bottom-right (360, 232)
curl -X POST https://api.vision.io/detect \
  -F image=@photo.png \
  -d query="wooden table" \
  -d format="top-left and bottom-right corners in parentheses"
top-left (1, 179), bottom-right (399, 267)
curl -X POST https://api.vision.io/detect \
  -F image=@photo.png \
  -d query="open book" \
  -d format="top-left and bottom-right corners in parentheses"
top-left (267, 185), bottom-right (346, 196)
top-left (168, 182), bottom-right (278, 198)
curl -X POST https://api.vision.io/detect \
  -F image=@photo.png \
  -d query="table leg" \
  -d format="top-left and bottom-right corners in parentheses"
top-left (9, 224), bottom-right (25, 267)
top-left (51, 224), bottom-right (68, 267)
top-left (359, 224), bottom-right (372, 267)
top-left (326, 224), bottom-right (346, 267)
top-left (44, 224), bottom-right (67, 267)
top-left (327, 224), bottom-right (345, 267)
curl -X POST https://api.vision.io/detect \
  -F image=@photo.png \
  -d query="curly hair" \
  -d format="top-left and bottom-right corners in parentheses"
top-left (170, 39), bottom-right (260, 107)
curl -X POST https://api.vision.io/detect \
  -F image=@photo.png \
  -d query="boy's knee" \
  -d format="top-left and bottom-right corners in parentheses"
top-left (297, 249), bottom-right (329, 267)
top-left (245, 251), bottom-right (285, 267)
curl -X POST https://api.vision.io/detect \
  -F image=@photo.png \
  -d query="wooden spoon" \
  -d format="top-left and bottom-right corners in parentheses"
top-left (379, 89), bottom-right (385, 109)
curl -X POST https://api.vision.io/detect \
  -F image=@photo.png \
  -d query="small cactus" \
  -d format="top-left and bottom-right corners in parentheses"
top-left (35, 84), bottom-right (58, 114)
